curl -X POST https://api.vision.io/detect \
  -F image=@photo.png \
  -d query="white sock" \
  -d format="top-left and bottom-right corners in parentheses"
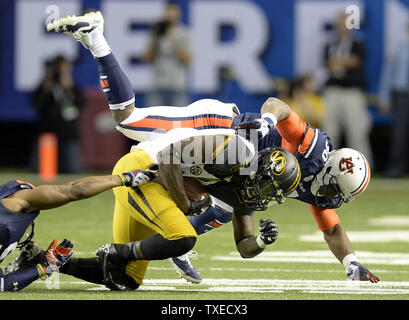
top-left (88, 29), bottom-right (111, 58)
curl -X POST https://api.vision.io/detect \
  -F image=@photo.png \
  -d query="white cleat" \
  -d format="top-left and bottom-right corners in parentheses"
top-left (46, 11), bottom-right (104, 49)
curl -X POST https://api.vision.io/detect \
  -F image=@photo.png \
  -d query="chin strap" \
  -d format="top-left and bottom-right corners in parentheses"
top-left (17, 223), bottom-right (35, 249)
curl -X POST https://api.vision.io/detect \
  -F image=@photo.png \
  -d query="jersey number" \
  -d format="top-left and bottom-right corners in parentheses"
top-left (322, 140), bottom-right (330, 162)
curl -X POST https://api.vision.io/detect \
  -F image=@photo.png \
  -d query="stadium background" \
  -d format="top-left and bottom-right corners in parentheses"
top-left (0, 0), bottom-right (408, 173)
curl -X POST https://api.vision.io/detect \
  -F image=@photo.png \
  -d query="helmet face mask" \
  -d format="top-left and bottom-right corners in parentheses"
top-left (243, 173), bottom-right (285, 211)
top-left (241, 147), bottom-right (300, 211)
top-left (314, 169), bottom-right (345, 209)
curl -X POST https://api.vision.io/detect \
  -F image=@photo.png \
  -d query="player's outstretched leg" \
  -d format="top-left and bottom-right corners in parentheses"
top-left (47, 11), bottom-right (135, 124)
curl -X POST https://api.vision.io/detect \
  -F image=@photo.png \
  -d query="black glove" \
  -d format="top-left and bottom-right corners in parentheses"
top-left (186, 197), bottom-right (211, 216)
top-left (258, 219), bottom-right (279, 246)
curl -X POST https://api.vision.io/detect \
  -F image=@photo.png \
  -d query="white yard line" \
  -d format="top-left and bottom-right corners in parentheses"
top-left (368, 216), bottom-right (409, 227)
top-left (212, 250), bottom-right (409, 265)
top-left (300, 230), bottom-right (409, 243)
top-left (84, 278), bottom-right (409, 295)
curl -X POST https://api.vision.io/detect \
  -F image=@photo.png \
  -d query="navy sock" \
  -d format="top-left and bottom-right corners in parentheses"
top-left (189, 206), bottom-right (233, 235)
top-left (95, 53), bottom-right (135, 110)
top-left (1, 266), bottom-right (40, 291)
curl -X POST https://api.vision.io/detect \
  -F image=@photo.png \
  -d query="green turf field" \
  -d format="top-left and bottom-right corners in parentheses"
top-left (0, 172), bottom-right (409, 301)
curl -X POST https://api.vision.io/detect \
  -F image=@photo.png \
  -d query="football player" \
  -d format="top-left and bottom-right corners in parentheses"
top-left (0, 171), bottom-right (144, 291)
top-left (49, 126), bottom-right (300, 290)
top-left (47, 11), bottom-right (379, 284)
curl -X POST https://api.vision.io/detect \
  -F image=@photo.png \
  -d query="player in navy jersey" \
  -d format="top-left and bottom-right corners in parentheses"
top-left (0, 170), bottom-right (147, 291)
top-left (47, 12), bottom-right (378, 284)
top-left (126, 98), bottom-right (377, 283)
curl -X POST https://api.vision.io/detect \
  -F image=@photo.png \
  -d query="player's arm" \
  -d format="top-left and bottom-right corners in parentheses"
top-left (3, 172), bottom-right (144, 213)
top-left (158, 144), bottom-right (191, 214)
top-left (322, 222), bottom-right (354, 262)
top-left (260, 97), bottom-right (291, 122)
top-left (233, 213), bottom-right (278, 258)
top-left (157, 135), bottom-right (231, 215)
top-left (310, 205), bottom-right (380, 282)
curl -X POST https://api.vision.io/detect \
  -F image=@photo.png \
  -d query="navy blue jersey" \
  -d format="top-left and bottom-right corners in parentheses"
top-left (232, 113), bottom-right (282, 151)
top-left (0, 181), bottom-right (38, 263)
top-left (232, 112), bottom-right (338, 209)
top-left (290, 128), bottom-right (342, 207)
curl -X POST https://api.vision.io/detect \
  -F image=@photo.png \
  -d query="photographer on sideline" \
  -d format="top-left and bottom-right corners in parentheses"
top-left (142, 1), bottom-right (191, 107)
top-left (30, 55), bottom-right (85, 174)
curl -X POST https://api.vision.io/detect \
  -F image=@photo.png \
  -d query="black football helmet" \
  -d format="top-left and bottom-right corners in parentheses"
top-left (240, 147), bottom-right (301, 211)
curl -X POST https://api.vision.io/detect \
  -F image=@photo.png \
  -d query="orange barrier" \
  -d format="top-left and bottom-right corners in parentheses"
top-left (38, 133), bottom-right (58, 183)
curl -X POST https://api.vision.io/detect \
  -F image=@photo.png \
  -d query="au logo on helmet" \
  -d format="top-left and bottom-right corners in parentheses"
top-left (339, 157), bottom-right (355, 174)
top-left (269, 150), bottom-right (287, 176)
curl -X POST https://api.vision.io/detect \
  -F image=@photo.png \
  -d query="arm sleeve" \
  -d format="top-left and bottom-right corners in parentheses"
top-left (309, 204), bottom-right (340, 231)
top-left (276, 108), bottom-right (308, 154)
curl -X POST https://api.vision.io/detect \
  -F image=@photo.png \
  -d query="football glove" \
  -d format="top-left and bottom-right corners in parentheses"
top-left (186, 197), bottom-right (212, 216)
top-left (256, 219), bottom-right (279, 248)
top-left (53, 239), bottom-right (74, 266)
top-left (120, 170), bottom-right (156, 187)
top-left (235, 116), bottom-right (276, 139)
top-left (346, 261), bottom-right (380, 283)
top-left (39, 239), bottom-right (74, 277)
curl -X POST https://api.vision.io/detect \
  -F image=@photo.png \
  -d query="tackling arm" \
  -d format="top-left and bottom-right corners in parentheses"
top-left (322, 222), bottom-right (354, 263)
top-left (233, 214), bottom-right (264, 258)
top-left (233, 214), bottom-right (278, 258)
top-left (157, 144), bottom-right (191, 214)
top-left (4, 175), bottom-right (124, 213)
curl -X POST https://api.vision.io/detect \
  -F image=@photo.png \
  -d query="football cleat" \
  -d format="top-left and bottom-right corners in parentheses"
top-left (169, 251), bottom-right (202, 284)
top-left (46, 11), bottom-right (104, 49)
top-left (5, 241), bottom-right (45, 275)
top-left (96, 244), bottom-right (129, 291)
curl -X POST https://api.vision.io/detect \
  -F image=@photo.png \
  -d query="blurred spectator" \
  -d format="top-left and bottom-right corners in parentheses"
top-left (30, 55), bottom-right (85, 174)
top-left (143, 1), bottom-right (191, 107)
top-left (284, 75), bottom-right (326, 129)
top-left (322, 13), bottom-right (373, 166)
top-left (378, 24), bottom-right (409, 178)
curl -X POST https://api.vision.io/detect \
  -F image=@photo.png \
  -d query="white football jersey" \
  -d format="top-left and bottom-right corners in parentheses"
top-left (134, 128), bottom-right (255, 184)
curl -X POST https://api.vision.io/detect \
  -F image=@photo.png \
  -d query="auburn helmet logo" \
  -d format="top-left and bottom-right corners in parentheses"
top-left (339, 157), bottom-right (355, 174)
top-left (269, 150), bottom-right (287, 176)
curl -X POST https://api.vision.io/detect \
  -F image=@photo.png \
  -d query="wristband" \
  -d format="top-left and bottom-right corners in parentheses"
top-left (256, 235), bottom-right (267, 249)
top-left (118, 174), bottom-right (127, 186)
top-left (261, 112), bottom-right (278, 127)
top-left (36, 263), bottom-right (47, 279)
top-left (342, 253), bottom-right (358, 268)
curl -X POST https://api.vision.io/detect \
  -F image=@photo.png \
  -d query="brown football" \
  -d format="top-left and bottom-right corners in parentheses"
top-left (183, 177), bottom-right (209, 201)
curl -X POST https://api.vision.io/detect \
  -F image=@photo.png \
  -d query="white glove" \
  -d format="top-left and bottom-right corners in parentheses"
top-left (120, 170), bottom-right (156, 187)
top-left (346, 261), bottom-right (380, 283)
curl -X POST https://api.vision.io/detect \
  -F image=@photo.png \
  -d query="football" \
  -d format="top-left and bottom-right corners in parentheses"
top-left (183, 177), bottom-right (209, 201)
